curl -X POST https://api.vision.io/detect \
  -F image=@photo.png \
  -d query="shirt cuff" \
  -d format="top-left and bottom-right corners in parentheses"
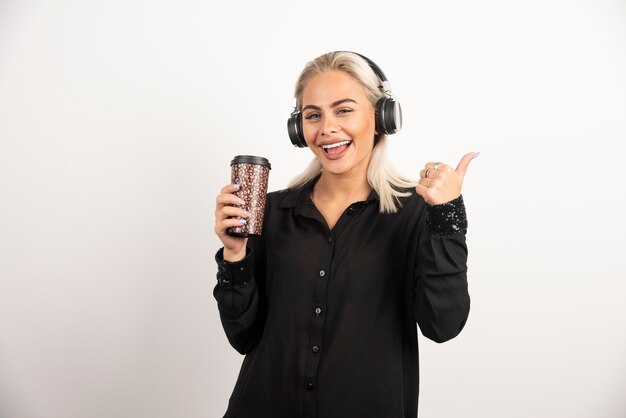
top-left (215, 247), bottom-right (253, 288)
top-left (426, 194), bottom-right (468, 235)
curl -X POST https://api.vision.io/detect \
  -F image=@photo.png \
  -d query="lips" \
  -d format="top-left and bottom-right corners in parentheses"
top-left (321, 140), bottom-right (352, 155)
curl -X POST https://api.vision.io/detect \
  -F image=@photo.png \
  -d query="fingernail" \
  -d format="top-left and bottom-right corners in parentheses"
top-left (238, 218), bottom-right (247, 225)
top-left (233, 184), bottom-right (240, 189)
top-left (243, 211), bottom-right (251, 217)
top-left (237, 198), bottom-right (245, 205)
top-left (472, 152), bottom-right (480, 159)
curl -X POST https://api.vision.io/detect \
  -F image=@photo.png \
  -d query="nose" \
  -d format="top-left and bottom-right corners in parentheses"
top-left (320, 114), bottom-right (340, 136)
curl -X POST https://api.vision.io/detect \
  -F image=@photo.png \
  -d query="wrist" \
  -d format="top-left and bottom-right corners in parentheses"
top-left (223, 247), bottom-right (246, 262)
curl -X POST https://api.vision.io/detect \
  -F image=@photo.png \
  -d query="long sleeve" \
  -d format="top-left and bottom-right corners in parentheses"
top-left (213, 235), bottom-right (267, 354)
top-left (414, 194), bottom-right (470, 343)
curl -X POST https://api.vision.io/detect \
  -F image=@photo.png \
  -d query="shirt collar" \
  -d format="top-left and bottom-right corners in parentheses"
top-left (278, 176), bottom-right (380, 214)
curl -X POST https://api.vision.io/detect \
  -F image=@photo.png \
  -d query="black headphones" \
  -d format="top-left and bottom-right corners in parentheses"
top-left (287, 52), bottom-right (403, 148)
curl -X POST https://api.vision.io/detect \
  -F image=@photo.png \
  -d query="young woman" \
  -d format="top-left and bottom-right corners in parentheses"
top-left (213, 51), bottom-right (477, 418)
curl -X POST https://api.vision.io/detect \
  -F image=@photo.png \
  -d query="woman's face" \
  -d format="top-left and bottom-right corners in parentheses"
top-left (301, 70), bottom-right (376, 178)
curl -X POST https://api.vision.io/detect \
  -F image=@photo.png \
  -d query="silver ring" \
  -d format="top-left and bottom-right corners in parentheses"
top-left (434, 162), bottom-right (440, 171)
top-left (425, 168), bottom-right (432, 178)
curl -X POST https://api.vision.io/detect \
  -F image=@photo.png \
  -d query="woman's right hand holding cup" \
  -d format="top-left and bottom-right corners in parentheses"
top-left (214, 184), bottom-right (249, 262)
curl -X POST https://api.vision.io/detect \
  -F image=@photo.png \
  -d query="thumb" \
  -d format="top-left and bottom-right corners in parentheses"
top-left (455, 151), bottom-right (479, 178)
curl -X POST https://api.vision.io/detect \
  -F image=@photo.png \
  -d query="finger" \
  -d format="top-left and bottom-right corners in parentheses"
top-left (215, 193), bottom-right (245, 215)
top-left (418, 177), bottom-right (436, 187)
top-left (215, 217), bottom-right (247, 236)
top-left (414, 184), bottom-right (433, 203)
top-left (420, 168), bottom-right (443, 179)
top-left (220, 206), bottom-right (250, 219)
top-left (216, 183), bottom-right (244, 210)
top-left (424, 161), bottom-right (451, 172)
top-left (455, 152), bottom-right (479, 178)
top-left (220, 183), bottom-right (241, 194)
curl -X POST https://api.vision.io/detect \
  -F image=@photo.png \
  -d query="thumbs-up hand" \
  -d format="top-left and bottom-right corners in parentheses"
top-left (415, 152), bottom-right (479, 206)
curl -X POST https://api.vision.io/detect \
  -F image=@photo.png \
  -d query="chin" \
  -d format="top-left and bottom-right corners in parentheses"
top-left (319, 160), bottom-right (360, 177)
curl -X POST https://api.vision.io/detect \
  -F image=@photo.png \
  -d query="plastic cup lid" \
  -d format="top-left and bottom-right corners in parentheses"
top-left (231, 155), bottom-right (271, 169)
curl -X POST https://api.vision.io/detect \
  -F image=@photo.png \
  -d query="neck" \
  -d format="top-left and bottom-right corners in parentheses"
top-left (313, 170), bottom-right (371, 203)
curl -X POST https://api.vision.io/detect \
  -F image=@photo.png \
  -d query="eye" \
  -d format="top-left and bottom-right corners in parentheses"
top-left (337, 108), bottom-right (353, 115)
top-left (304, 112), bottom-right (320, 120)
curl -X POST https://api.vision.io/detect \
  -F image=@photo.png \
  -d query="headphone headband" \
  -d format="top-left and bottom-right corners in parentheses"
top-left (347, 52), bottom-right (388, 83)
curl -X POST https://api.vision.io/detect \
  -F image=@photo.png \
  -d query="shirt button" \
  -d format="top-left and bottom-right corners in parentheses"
top-left (319, 270), bottom-right (326, 277)
top-left (347, 207), bottom-right (355, 215)
top-left (327, 236), bottom-right (333, 243)
top-left (315, 307), bottom-right (322, 316)
top-left (312, 345), bottom-right (320, 353)
top-left (306, 382), bottom-right (315, 391)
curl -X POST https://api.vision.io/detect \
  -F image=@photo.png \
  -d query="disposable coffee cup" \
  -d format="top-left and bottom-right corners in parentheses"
top-left (228, 155), bottom-right (271, 237)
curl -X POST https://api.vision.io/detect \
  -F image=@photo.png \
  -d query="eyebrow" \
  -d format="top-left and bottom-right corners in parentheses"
top-left (301, 98), bottom-right (357, 112)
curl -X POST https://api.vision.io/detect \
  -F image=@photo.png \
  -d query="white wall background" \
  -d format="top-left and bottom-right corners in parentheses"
top-left (1, 0), bottom-right (625, 417)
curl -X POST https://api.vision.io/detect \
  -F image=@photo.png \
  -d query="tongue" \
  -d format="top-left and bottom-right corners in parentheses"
top-left (327, 144), bottom-right (349, 155)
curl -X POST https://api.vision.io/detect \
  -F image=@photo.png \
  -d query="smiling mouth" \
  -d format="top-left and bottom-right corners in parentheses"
top-left (321, 140), bottom-right (352, 154)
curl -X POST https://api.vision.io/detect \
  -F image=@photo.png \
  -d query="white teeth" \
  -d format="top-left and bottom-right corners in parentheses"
top-left (322, 140), bottom-right (351, 149)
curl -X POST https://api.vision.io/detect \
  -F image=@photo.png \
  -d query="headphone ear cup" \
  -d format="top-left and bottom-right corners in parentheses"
top-left (287, 112), bottom-right (307, 148)
top-left (375, 98), bottom-right (402, 135)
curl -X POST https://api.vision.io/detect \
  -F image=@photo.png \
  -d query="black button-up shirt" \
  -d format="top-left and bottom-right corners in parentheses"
top-left (214, 180), bottom-right (470, 418)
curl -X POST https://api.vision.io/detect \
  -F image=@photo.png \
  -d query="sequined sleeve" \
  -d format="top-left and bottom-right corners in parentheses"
top-left (215, 247), bottom-right (253, 289)
top-left (425, 194), bottom-right (468, 235)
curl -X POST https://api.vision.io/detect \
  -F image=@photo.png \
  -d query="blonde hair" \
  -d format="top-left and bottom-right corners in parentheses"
top-left (287, 51), bottom-right (417, 213)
